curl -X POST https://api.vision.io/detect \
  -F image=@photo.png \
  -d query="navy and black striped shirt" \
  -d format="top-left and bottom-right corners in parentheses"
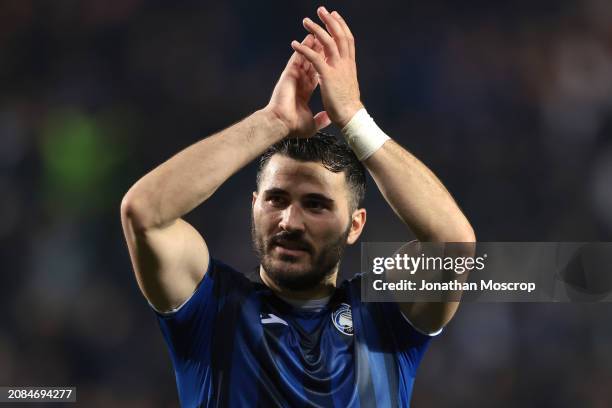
top-left (153, 256), bottom-right (436, 407)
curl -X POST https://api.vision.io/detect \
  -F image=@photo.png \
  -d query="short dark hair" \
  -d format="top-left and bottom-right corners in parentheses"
top-left (256, 131), bottom-right (366, 211)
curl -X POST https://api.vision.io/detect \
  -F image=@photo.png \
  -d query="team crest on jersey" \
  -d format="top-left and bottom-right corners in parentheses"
top-left (331, 303), bottom-right (354, 336)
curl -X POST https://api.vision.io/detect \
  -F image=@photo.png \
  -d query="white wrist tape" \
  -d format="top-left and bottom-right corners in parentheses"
top-left (340, 108), bottom-right (390, 160)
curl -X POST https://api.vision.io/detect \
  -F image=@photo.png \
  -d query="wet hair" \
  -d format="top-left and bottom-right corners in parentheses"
top-left (256, 131), bottom-right (366, 211)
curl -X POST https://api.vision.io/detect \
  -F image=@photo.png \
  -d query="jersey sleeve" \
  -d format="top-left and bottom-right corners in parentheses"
top-left (381, 301), bottom-right (437, 375)
top-left (149, 255), bottom-right (246, 407)
top-left (347, 275), bottom-right (438, 375)
top-left (151, 253), bottom-right (218, 361)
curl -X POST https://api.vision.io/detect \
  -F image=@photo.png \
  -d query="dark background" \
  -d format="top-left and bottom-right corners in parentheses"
top-left (1, 0), bottom-right (611, 406)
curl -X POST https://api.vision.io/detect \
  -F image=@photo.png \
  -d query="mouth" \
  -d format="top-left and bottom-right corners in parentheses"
top-left (272, 242), bottom-right (310, 257)
top-left (274, 246), bottom-right (308, 257)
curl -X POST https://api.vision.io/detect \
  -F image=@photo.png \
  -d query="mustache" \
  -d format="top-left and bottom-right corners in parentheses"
top-left (268, 231), bottom-right (313, 253)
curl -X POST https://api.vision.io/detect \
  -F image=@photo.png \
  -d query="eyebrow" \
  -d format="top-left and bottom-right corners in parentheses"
top-left (263, 188), bottom-right (335, 205)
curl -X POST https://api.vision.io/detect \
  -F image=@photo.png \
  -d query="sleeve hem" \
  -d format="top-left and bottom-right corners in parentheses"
top-left (401, 311), bottom-right (444, 337)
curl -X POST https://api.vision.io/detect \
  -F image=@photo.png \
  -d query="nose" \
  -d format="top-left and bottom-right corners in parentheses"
top-left (278, 204), bottom-right (305, 232)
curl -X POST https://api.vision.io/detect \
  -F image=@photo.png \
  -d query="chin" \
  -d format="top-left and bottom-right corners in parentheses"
top-left (263, 256), bottom-right (321, 289)
top-left (267, 256), bottom-right (311, 276)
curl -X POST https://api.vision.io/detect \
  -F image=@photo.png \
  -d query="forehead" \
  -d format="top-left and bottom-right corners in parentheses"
top-left (259, 155), bottom-right (348, 196)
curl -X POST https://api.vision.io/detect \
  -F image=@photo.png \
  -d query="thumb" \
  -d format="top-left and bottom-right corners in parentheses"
top-left (313, 111), bottom-right (331, 130)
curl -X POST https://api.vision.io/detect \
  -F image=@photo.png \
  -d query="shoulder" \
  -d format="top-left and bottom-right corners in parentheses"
top-left (340, 272), bottom-right (365, 293)
top-left (341, 273), bottom-right (441, 341)
top-left (207, 258), bottom-right (259, 294)
top-left (208, 258), bottom-right (247, 281)
top-left (152, 257), bottom-right (255, 318)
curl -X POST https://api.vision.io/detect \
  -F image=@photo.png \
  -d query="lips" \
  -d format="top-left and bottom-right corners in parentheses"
top-left (276, 242), bottom-right (307, 251)
top-left (268, 230), bottom-right (313, 257)
top-left (274, 246), bottom-right (308, 257)
top-left (271, 239), bottom-right (311, 254)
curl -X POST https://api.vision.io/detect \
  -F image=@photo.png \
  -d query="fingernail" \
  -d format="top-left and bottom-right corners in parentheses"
top-left (303, 17), bottom-right (311, 24)
top-left (332, 11), bottom-right (340, 17)
top-left (321, 6), bottom-right (329, 14)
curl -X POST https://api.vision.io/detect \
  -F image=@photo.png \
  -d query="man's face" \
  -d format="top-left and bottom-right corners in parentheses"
top-left (252, 155), bottom-right (360, 292)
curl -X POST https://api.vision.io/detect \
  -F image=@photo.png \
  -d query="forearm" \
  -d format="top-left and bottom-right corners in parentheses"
top-left (364, 139), bottom-right (474, 242)
top-left (368, 141), bottom-right (474, 332)
top-left (123, 109), bottom-right (288, 230)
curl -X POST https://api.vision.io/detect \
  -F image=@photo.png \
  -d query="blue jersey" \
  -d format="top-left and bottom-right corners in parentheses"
top-left (152, 256), bottom-right (436, 407)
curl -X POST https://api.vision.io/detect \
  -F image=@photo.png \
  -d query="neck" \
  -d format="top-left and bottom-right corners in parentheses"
top-left (259, 265), bottom-right (338, 300)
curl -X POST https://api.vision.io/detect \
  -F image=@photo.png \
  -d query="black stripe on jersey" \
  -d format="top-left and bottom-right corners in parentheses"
top-left (259, 292), bottom-right (335, 408)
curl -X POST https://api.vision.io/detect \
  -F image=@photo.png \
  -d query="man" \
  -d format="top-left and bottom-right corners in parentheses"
top-left (121, 7), bottom-right (474, 407)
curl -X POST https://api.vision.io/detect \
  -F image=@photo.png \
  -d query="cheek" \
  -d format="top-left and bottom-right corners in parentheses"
top-left (253, 207), bottom-right (279, 233)
top-left (309, 216), bottom-right (348, 242)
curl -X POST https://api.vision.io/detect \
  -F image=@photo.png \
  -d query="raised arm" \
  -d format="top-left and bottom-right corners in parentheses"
top-left (292, 7), bottom-right (475, 332)
top-left (121, 35), bottom-right (329, 312)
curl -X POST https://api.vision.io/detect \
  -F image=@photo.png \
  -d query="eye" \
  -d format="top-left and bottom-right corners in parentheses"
top-left (304, 200), bottom-right (327, 211)
top-left (266, 195), bottom-right (286, 207)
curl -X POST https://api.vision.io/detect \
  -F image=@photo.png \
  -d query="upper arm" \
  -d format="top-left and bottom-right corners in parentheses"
top-left (393, 240), bottom-right (472, 334)
top-left (398, 301), bottom-right (458, 335)
top-left (121, 203), bottom-right (210, 313)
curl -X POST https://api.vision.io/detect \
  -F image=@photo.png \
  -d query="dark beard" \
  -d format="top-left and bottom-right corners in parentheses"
top-left (251, 215), bottom-right (351, 291)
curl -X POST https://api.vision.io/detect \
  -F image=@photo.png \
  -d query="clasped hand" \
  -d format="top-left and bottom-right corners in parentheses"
top-left (264, 6), bottom-right (364, 138)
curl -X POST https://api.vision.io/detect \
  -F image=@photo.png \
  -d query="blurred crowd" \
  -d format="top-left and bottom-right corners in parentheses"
top-left (1, 0), bottom-right (611, 406)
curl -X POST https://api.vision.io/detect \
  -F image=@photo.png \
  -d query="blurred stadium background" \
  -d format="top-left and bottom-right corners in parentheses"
top-left (1, 0), bottom-right (611, 406)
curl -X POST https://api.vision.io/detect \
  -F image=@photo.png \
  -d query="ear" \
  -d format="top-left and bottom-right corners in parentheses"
top-left (252, 191), bottom-right (258, 209)
top-left (347, 208), bottom-right (366, 245)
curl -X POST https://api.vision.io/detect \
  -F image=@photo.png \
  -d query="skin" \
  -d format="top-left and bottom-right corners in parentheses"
top-left (252, 154), bottom-right (365, 300)
top-left (120, 33), bottom-right (327, 312)
top-left (121, 6), bottom-right (474, 332)
top-left (291, 7), bottom-right (475, 332)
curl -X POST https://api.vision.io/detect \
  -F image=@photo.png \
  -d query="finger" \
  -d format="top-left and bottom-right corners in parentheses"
top-left (301, 60), bottom-right (319, 92)
top-left (330, 10), bottom-right (355, 60)
top-left (300, 34), bottom-right (316, 67)
top-left (308, 38), bottom-right (325, 77)
top-left (317, 6), bottom-right (349, 58)
top-left (291, 40), bottom-right (327, 74)
top-left (303, 33), bottom-right (315, 47)
top-left (314, 111), bottom-right (331, 130)
top-left (302, 17), bottom-right (340, 60)
top-left (311, 37), bottom-right (325, 61)
top-left (304, 59), bottom-right (315, 78)
top-left (286, 49), bottom-right (300, 67)
top-left (290, 34), bottom-right (313, 68)
top-left (285, 46), bottom-right (303, 69)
